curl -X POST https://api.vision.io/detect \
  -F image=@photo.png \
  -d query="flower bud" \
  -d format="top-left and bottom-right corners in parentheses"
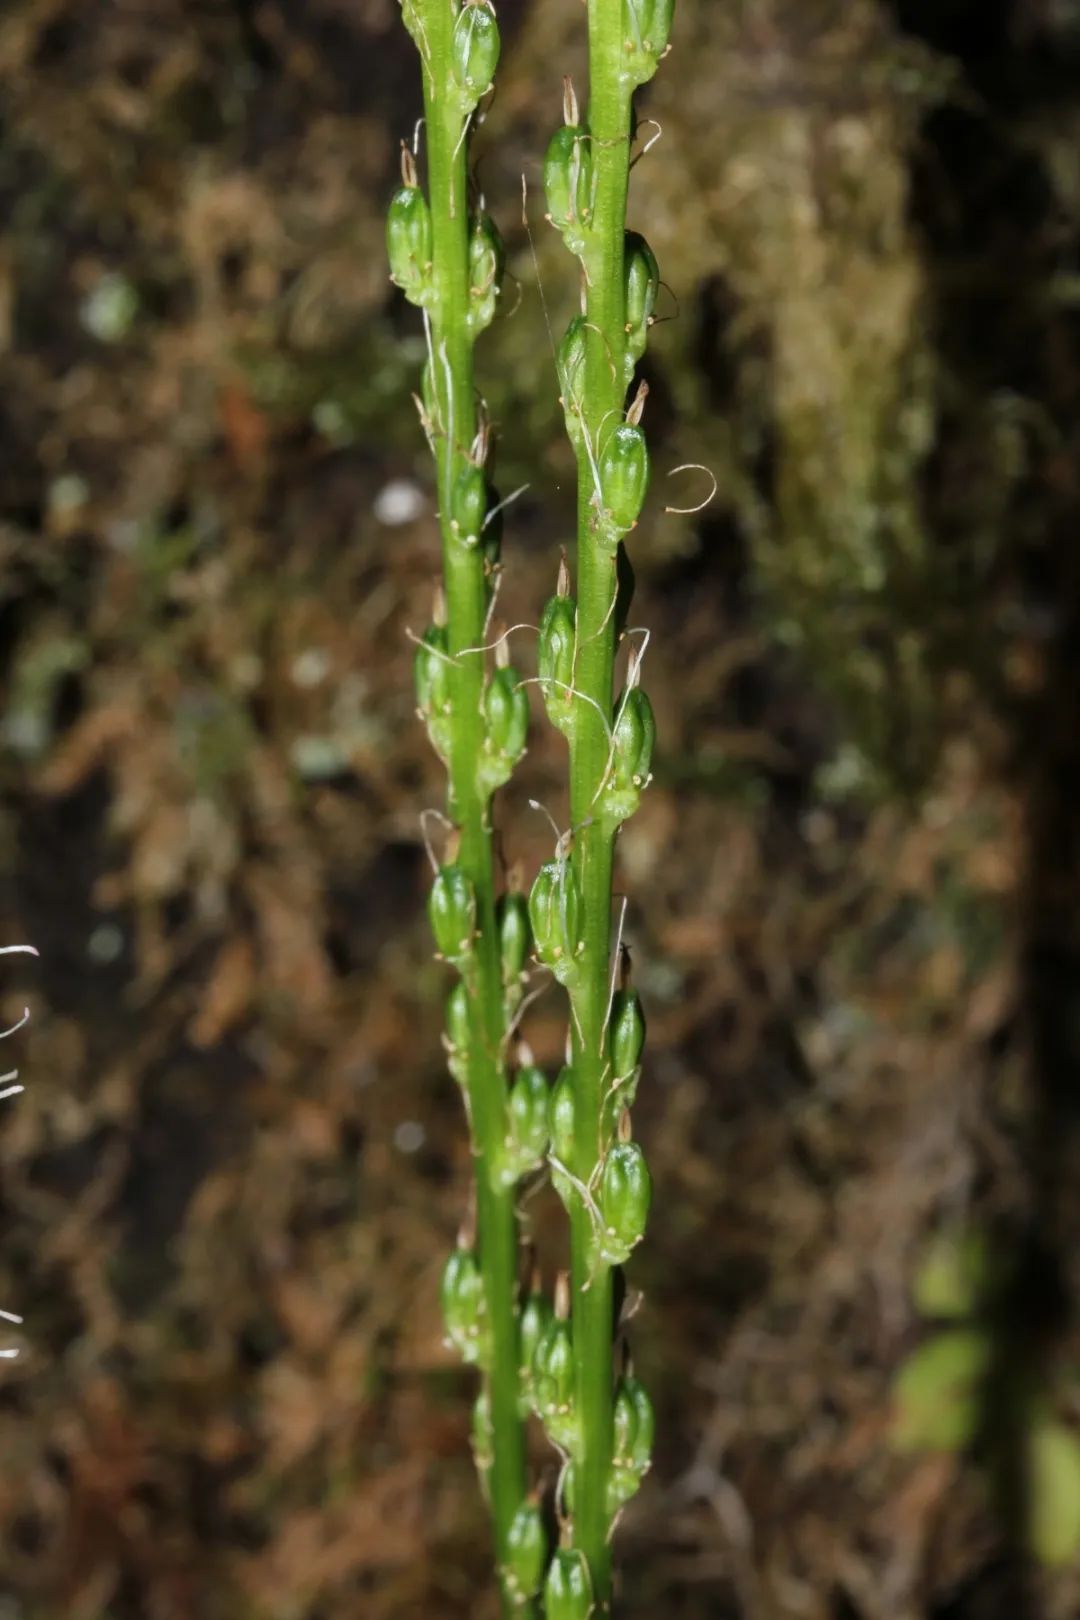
top-left (386, 171), bottom-right (433, 306)
top-left (599, 684), bottom-right (656, 823)
top-left (528, 859), bottom-right (583, 985)
top-left (499, 1062), bottom-right (549, 1185)
top-left (623, 231), bottom-right (660, 380)
top-left (544, 124), bottom-right (593, 257)
top-left (598, 1137), bottom-right (651, 1264)
top-left (467, 211), bottom-right (505, 334)
top-left (622, 0), bottom-right (676, 87)
top-left (451, 0), bottom-right (501, 111)
top-left (556, 315), bottom-right (588, 449)
top-left (429, 863), bottom-right (477, 965)
top-left (543, 1548), bottom-right (593, 1620)
top-left (497, 890), bottom-right (531, 989)
top-left (479, 666), bottom-right (529, 794)
top-left (598, 421), bottom-right (649, 546)
top-left (451, 463), bottom-right (487, 548)
top-left (537, 590), bottom-right (578, 737)
top-left (502, 1499), bottom-right (547, 1607)
top-left (533, 1285), bottom-right (576, 1449)
top-left (548, 1066), bottom-right (577, 1207)
top-left (441, 1244), bottom-right (487, 1364)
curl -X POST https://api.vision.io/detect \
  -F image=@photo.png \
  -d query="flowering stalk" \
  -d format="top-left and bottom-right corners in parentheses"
top-left (390, 4), bottom-right (544, 1612)
top-left (532, 0), bottom-right (674, 1609)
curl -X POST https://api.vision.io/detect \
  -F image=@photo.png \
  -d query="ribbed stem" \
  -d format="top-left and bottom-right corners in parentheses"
top-left (416, 7), bottom-right (531, 1613)
top-left (566, 2), bottom-right (634, 1608)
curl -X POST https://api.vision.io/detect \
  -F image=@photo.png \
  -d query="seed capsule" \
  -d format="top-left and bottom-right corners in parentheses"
top-left (598, 1138), bottom-right (651, 1263)
top-left (548, 1066), bottom-right (577, 1207)
top-left (622, 0), bottom-right (676, 87)
top-left (386, 169), bottom-right (433, 306)
top-left (450, 462), bottom-right (487, 548)
top-left (467, 211), bottom-right (505, 334)
top-left (500, 1062), bottom-right (549, 1184)
top-left (537, 590), bottom-right (578, 737)
top-left (528, 859), bottom-right (583, 984)
top-left (471, 1387), bottom-right (493, 1475)
top-left (481, 666), bottom-right (529, 784)
top-left (599, 683), bottom-right (656, 823)
top-left (502, 1499), bottom-right (547, 1606)
top-left (441, 1245), bottom-right (487, 1364)
top-left (519, 1285), bottom-right (552, 1387)
top-left (445, 982), bottom-right (471, 1085)
top-left (544, 124), bottom-right (593, 257)
top-left (598, 420), bottom-right (649, 546)
top-left (429, 863), bottom-right (477, 965)
top-left (623, 231), bottom-right (660, 380)
top-left (610, 987), bottom-right (646, 1079)
top-left (609, 1371), bottom-right (655, 1512)
top-left (543, 1548), bottom-right (593, 1620)
top-left (451, 0), bottom-right (501, 110)
top-left (413, 625), bottom-right (451, 716)
top-left (556, 315), bottom-right (588, 449)
top-left (497, 890), bottom-right (531, 989)
top-left (533, 1289), bottom-right (577, 1449)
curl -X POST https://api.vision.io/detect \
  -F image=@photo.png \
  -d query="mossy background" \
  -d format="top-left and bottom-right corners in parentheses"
top-left (1, 0), bottom-right (1080, 1615)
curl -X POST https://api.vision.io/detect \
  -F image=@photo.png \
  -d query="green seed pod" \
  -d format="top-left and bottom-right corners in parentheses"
top-left (502, 1499), bottom-right (547, 1607)
top-left (519, 1286), bottom-right (552, 1387)
top-left (548, 1066), bottom-right (577, 1208)
top-left (599, 1138), bottom-right (652, 1264)
top-left (622, 0), bottom-right (676, 87)
top-left (613, 1373), bottom-right (655, 1471)
top-left (533, 1285), bottom-right (577, 1449)
top-left (386, 176), bottom-right (433, 306)
top-left (544, 124), bottom-right (593, 257)
top-left (413, 625), bottom-right (452, 717)
top-left (499, 1062), bottom-right (549, 1185)
top-left (557, 315), bottom-right (588, 449)
top-left (441, 1245), bottom-right (487, 1364)
top-left (480, 666), bottom-right (529, 790)
top-left (528, 859), bottom-right (583, 984)
top-left (599, 684), bottom-right (657, 823)
top-left (467, 211), bottom-right (505, 334)
top-left (451, 462), bottom-right (488, 548)
top-left (537, 588), bottom-right (578, 736)
top-left (445, 981), bottom-right (471, 1085)
top-left (471, 1387), bottom-right (493, 1475)
top-left (613, 687), bottom-right (656, 790)
top-left (429, 863), bottom-right (477, 965)
top-left (609, 1372), bottom-right (655, 1513)
top-left (543, 1548), bottom-right (593, 1620)
top-left (497, 890), bottom-right (531, 989)
top-left (598, 421), bottom-right (649, 545)
top-left (451, 0), bottom-right (501, 112)
top-left (623, 231), bottom-right (660, 380)
top-left (610, 988), bottom-right (646, 1079)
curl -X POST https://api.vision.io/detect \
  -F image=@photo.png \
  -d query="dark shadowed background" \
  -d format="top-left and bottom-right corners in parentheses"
top-left (1, 0), bottom-right (1080, 1616)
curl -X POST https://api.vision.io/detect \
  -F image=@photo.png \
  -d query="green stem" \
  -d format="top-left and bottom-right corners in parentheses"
top-left (567, 3), bottom-right (634, 1608)
top-left (417, 9), bottom-right (531, 1613)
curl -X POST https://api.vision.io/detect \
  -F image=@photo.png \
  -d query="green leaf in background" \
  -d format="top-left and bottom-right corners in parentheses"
top-left (913, 1228), bottom-right (993, 1321)
top-left (1029, 1420), bottom-right (1080, 1568)
top-left (892, 1328), bottom-right (992, 1452)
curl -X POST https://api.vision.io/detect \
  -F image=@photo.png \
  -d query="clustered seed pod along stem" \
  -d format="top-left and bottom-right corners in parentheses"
top-left (391, 5), bottom-right (542, 1614)
top-left (538, 0), bottom-right (671, 1607)
top-left (392, 0), bottom-right (672, 1611)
